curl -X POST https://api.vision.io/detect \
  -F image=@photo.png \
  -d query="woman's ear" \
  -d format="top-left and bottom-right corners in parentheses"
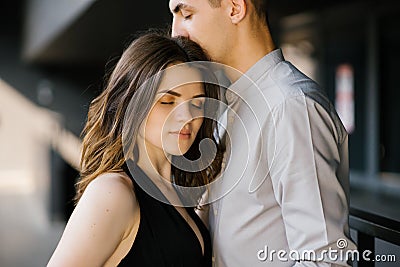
top-left (229, 0), bottom-right (247, 24)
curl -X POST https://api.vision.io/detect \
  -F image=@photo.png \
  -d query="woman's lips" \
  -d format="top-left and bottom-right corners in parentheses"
top-left (170, 130), bottom-right (192, 139)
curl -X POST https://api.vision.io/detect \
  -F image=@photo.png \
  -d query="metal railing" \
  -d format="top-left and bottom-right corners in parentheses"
top-left (349, 207), bottom-right (400, 266)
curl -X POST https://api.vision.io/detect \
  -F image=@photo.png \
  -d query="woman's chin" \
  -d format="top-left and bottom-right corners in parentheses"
top-left (166, 146), bottom-right (191, 157)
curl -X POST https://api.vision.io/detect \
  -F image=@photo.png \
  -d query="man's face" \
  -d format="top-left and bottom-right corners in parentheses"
top-left (169, 0), bottom-right (231, 63)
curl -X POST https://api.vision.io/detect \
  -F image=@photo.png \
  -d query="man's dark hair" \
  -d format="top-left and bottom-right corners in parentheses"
top-left (208, 0), bottom-right (267, 21)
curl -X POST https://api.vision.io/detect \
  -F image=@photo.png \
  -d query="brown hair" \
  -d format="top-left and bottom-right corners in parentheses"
top-left (75, 31), bottom-right (224, 204)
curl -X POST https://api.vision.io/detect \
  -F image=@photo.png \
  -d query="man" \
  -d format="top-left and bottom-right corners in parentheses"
top-left (169, 0), bottom-right (357, 266)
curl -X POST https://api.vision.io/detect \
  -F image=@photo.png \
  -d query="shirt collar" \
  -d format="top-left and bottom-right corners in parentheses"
top-left (226, 49), bottom-right (284, 104)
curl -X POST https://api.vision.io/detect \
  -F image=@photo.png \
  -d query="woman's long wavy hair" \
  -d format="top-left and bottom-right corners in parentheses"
top-left (74, 31), bottom-right (224, 204)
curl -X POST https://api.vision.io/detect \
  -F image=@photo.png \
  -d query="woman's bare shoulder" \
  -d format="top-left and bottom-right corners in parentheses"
top-left (47, 172), bottom-right (139, 266)
top-left (82, 171), bottom-right (138, 217)
top-left (90, 171), bottom-right (134, 191)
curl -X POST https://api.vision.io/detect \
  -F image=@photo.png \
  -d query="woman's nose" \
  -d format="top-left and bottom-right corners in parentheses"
top-left (173, 101), bottom-right (193, 122)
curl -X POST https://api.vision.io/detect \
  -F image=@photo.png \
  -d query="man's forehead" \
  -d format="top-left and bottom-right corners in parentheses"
top-left (169, 0), bottom-right (195, 12)
top-left (169, 0), bottom-right (183, 11)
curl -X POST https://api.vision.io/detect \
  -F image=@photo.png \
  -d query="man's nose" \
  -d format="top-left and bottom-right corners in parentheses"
top-left (171, 18), bottom-right (188, 37)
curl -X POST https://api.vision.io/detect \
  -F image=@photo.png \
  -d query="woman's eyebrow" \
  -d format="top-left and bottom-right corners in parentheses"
top-left (157, 90), bottom-right (205, 98)
top-left (193, 94), bottom-right (206, 98)
top-left (158, 90), bottom-right (181, 97)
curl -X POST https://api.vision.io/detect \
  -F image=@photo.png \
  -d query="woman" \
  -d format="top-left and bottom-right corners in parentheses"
top-left (47, 32), bottom-right (224, 266)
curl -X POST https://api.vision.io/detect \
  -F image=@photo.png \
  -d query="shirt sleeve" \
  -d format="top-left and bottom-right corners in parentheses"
top-left (267, 95), bottom-right (356, 266)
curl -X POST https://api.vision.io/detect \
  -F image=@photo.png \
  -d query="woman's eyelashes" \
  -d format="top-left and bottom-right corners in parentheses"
top-left (160, 100), bottom-right (175, 105)
top-left (158, 97), bottom-right (204, 109)
top-left (159, 96), bottom-right (175, 105)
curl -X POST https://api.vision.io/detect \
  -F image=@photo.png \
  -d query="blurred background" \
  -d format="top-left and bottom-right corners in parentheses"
top-left (0, 0), bottom-right (399, 266)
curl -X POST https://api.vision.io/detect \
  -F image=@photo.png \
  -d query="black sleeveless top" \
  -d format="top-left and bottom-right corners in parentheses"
top-left (119, 162), bottom-right (212, 267)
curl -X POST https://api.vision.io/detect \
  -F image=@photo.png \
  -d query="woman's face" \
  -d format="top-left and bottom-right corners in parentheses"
top-left (142, 65), bottom-right (205, 157)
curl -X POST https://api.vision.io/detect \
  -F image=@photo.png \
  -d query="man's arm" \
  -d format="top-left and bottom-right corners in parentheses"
top-left (268, 96), bottom-right (356, 266)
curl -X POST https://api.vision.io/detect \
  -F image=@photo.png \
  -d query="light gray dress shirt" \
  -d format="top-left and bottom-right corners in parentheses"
top-left (209, 49), bottom-right (357, 266)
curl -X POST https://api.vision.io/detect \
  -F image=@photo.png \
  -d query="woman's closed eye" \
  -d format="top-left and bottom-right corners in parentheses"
top-left (159, 96), bottom-right (175, 105)
top-left (160, 101), bottom-right (175, 105)
top-left (190, 99), bottom-right (204, 109)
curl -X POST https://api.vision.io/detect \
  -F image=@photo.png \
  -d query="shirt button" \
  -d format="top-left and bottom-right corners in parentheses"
top-left (212, 256), bottom-right (215, 262)
top-left (214, 208), bottom-right (218, 216)
top-left (226, 92), bottom-right (234, 103)
top-left (226, 91), bottom-right (238, 104)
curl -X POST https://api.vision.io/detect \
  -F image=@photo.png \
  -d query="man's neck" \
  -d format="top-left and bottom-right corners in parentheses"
top-left (224, 25), bottom-right (275, 83)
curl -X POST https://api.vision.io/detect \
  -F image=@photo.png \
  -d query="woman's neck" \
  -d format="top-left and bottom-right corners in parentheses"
top-left (136, 136), bottom-right (171, 182)
top-left (135, 137), bottom-right (186, 206)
